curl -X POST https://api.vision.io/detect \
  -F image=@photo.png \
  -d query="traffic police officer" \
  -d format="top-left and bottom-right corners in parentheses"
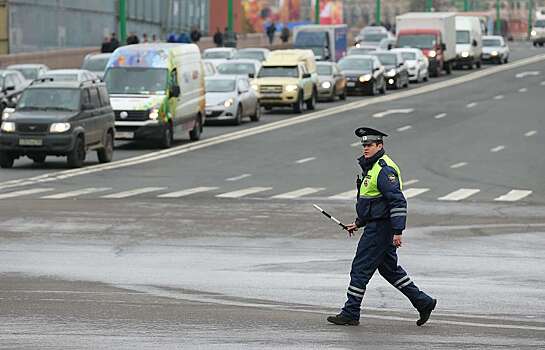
top-left (327, 127), bottom-right (437, 326)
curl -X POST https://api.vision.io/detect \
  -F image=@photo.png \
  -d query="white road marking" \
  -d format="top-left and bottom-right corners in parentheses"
top-left (466, 102), bottom-right (477, 108)
top-left (350, 141), bottom-right (361, 147)
top-left (438, 188), bottom-right (480, 201)
top-left (493, 95), bottom-right (504, 100)
top-left (396, 125), bottom-right (412, 132)
top-left (2, 53), bottom-right (545, 192)
top-left (525, 130), bottom-right (537, 137)
top-left (328, 190), bottom-right (357, 200)
top-left (226, 174), bottom-right (251, 181)
top-left (450, 162), bottom-right (468, 169)
top-left (494, 190), bottom-right (532, 202)
top-left (158, 187), bottom-right (219, 198)
top-left (101, 187), bottom-right (166, 199)
top-left (490, 145), bottom-right (506, 152)
top-left (41, 187), bottom-right (111, 199)
top-left (518, 87), bottom-right (528, 92)
top-left (403, 179), bottom-right (420, 186)
top-left (372, 108), bottom-right (414, 118)
top-left (295, 157), bottom-right (316, 164)
top-left (515, 71), bottom-right (540, 78)
top-left (0, 188), bottom-right (54, 199)
top-left (272, 187), bottom-right (325, 199)
top-left (216, 187), bottom-right (272, 198)
top-left (403, 188), bottom-right (429, 199)
top-left (433, 113), bottom-right (447, 119)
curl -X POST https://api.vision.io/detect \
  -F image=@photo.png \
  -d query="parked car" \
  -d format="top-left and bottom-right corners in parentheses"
top-left (233, 48), bottom-right (270, 62)
top-left (530, 19), bottom-right (545, 47)
top-left (41, 69), bottom-right (97, 82)
top-left (338, 55), bottom-right (386, 96)
top-left (369, 51), bottom-right (409, 89)
top-left (316, 62), bottom-right (346, 101)
top-left (217, 59), bottom-right (262, 79)
top-left (6, 64), bottom-right (49, 83)
top-left (205, 75), bottom-right (260, 125)
top-left (391, 48), bottom-right (429, 83)
top-left (481, 35), bottom-right (510, 64)
top-left (202, 48), bottom-right (237, 67)
top-left (354, 26), bottom-right (394, 48)
top-left (0, 79), bottom-right (115, 168)
top-left (348, 46), bottom-right (376, 56)
top-left (81, 53), bottom-right (112, 79)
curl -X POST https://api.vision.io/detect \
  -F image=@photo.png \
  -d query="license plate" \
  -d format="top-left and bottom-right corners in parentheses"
top-left (347, 82), bottom-right (356, 87)
top-left (19, 138), bottom-right (43, 146)
top-left (116, 131), bottom-right (134, 139)
top-left (482, 54), bottom-right (490, 59)
top-left (206, 110), bottom-right (213, 115)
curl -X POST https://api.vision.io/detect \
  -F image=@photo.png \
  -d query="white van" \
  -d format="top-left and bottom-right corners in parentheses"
top-left (104, 43), bottom-right (205, 148)
top-left (455, 16), bottom-right (483, 69)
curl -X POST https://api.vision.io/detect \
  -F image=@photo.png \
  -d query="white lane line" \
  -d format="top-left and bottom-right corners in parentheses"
top-left (450, 162), bottom-right (467, 169)
top-left (216, 187), bottom-right (272, 198)
top-left (350, 141), bottom-right (361, 147)
top-left (158, 187), bottom-right (219, 198)
top-left (466, 102), bottom-right (477, 108)
top-left (433, 113), bottom-right (447, 119)
top-left (272, 187), bottom-right (325, 199)
top-left (403, 179), bottom-right (420, 186)
top-left (525, 130), bottom-right (537, 137)
top-left (372, 108), bottom-right (414, 118)
top-left (493, 95), bottom-right (504, 100)
top-left (396, 125), bottom-right (412, 132)
top-left (518, 87), bottom-right (528, 92)
top-left (403, 188), bottom-right (429, 199)
top-left (515, 71), bottom-right (540, 78)
top-left (295, 157), bottom-right (316, 164)
top-left (3, 53), bottom-right (545, 192)
top-left (226, 174), bottom-right (251, 181)
top-left (0, 188), bottom-right (54, 199)
top-left (41, 188), bottom-right (111, 199)
top-left (490, 145), bottom-right (506, 152)
top-left (438, 188), bottom-right (480, 201)
top-left (494, 190), bottom-right (532, 202)
top-left (101, 187), bottom-right (166, 199)
top-left (328, 190), bottom-right (356, 200)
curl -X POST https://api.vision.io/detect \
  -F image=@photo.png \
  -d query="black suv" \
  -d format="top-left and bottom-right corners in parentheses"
top-left (0, 78), bottom-right (115, 168)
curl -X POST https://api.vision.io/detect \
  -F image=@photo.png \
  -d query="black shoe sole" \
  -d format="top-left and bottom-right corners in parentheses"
top-left (416, 299), bottom-right (437, 326)
top-left (327, 316), bottom-right (360, 326)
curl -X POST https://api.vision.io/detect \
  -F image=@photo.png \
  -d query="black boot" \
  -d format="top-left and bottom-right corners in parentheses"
top-left (416, 299), bottom-right (437, 326)
top-left (327, 313), bottom-right (359, 326)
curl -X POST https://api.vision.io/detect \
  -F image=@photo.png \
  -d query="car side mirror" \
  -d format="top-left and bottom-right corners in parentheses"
top-left (373, 67), bottom-right (380, 72)
top-left (302, 73), bottom-right (311, 79)
top-left (441, 43), bottom-right (446, 50)
top-left (170, 85), bottom-right (181, 98)
top-left (398, 62), bottom-right (404, 67)
top-left (4, 85), bottom-right (15, 92)
top-left (248, 73), bottom-right (255, 79)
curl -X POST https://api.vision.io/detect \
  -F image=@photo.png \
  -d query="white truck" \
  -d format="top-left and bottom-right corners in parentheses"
top-left (455, 16), bottom-right (483, 69)
top-left (396, 12), bottom-right (456, 77)
top-left (292, 24), bottom-right (348, 62)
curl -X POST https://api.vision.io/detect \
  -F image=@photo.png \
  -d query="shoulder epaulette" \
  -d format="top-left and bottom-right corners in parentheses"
top-left (378, 159), bottom-right (387, 167)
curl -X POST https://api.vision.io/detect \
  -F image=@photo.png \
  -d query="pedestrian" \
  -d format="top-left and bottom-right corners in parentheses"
top-left (126, 32), bottom-right (139, 45)
top-left (280, 25), bottom-right (290, 43)
top-left (266, 21), bottom-right (276, 45)
top-left (213, 27), bottom-right (223, 47)
top-left (167, 33), bottom-right (177, 43)
top-left (101, 36), bottom-right (111, 53)
top-left (142, 33), bottom-right (149, 43)
top-left (152, 34), bottom-right (158, 42)
top-left (327, 127), bottom-right (437, 327)
top-left (223, 27), bottom-right (237, 48)
top-left (109, 32), bottom-right (120, 52)
top-left (190, 25), bottom-right (202, 43)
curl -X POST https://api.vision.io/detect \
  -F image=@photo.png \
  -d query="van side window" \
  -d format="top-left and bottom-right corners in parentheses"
top-left (99, 86), bottom-right (110, 106)
top-left (89, 87), bottom-right (100, 109)
top-left (81, 89), bottom-right (91, 108)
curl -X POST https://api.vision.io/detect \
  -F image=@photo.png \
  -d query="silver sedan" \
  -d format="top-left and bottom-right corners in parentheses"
top-left (205, 75), bottom-right (261, 125)
top-left (316, 62), bottom-right (347, 101)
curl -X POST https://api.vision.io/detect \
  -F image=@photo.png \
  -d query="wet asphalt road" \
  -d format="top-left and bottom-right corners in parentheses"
top-left (1, 41), bottom-right (545, 349)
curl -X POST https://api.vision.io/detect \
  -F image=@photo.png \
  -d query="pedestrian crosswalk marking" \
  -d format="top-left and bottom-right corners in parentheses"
top-left (158, 187), bottom-right (219, 198)
top-left (434, 113), bottom-right (447, 119)
top-left (525, 130), bottom-right (537, 137)
top-left (450, 162), bottom-right (467, 169)
top-left (403, 179), bottom-right (419, 186)
top-left (216, 187), bottom-right (272, 198)
top-left (101, 187), bottom-right (166, 199)
top-left (295, 157), bottom-right (316, 164)
top-left (438, 188), bottom-right (480, 201)
top-left (494, 190), bottom-right (532, 202)
top-left (0, 188), bottom-right (54, 199)
top-left (403, 188), bottom-right (430, 199)
top-left (329, 190), bottom-right (356, 200)
top-left (272, 187), bottom-right (325, 199)
top-left (41, 187), bottom-right (111, 199)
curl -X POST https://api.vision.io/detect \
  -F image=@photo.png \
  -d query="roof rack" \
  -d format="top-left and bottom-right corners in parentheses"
top-left (79, 78), bottom-right (104, 87)
top-left (30, 77), bottom-right (55, 85)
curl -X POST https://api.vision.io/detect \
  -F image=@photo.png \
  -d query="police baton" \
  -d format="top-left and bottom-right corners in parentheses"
top-left (313, 204), bottom-right (349, 231)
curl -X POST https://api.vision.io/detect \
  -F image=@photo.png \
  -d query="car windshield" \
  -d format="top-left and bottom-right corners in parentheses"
top-left (363, 33), bottom-right (388, 42)
top-left (258, 66), bottom-right (299, 78)
top-left (43, 73), bottom-right (79, 81)
top-left (456, 30), bottom-right (470, 44)
top-left (483, 38), bottom-right (502, 47)
top-left (338, 58), bottom-right (373, 71)
top-left (535, 20), bottom-right (545, 28)
top-left (373, 54), bottom-right (397, 66)
top-left (14, 68), bottom-right (40, 80)
top-left (82, 57), bottom-right (110, 72)
top-left (348, 48), bottom-right (374, 55)
top-left (234, 51), bottom-right (265, 61)
top-left (206, 79), bottom-right (236, 92)
top-left (397, 34), bottom-right (436, 49)
top-left (217, 63), bottom-right (256, 75)
top-left (317, 65), bottom-right (333, 75)
top-left (17, 88), bottom-right (80, 111)
top-left (104, 67), bottom-right (167, 95)
top-left (204, 51), bottom-right (231, 59)
top-left (401, 52), bottom-right (417, 60)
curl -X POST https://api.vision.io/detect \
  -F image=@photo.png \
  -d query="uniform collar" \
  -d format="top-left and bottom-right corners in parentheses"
top-left (358, 149), bottom-right (385, 172)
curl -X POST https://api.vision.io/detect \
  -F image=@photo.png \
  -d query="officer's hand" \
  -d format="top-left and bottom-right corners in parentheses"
top-left (346, 223), bottom-right (359, 237)
top-left (393, 234), bottom-right (402, 247)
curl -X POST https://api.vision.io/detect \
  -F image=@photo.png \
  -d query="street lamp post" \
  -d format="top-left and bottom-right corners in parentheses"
top-left (464, 0), bottom-right (469, 12)
top-left (119, 0), bottom-right (127, 44)
top-left (528, 0), bottom-right (534, 39)
top-left (315, 0), bottom-right (320, 25)
top-left (426, 0), bottom-right (433, 12)
top-left (227, 0), bottom-right (233, 32)
top-left (375, 0), bottom-right (381, 25)
top-left (495, 0), bottom-right (501, 34)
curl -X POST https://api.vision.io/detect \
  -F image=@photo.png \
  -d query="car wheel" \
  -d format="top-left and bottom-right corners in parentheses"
top-left (0, 152), bottom-right (14, 168)
top-left (250, 102), bottom-right (261, 122)
top-left (161, 123), bottom-right (174, 148)
top-left (339, 87), bottom-right (347, 100)
top-left (30, 154), bottom-right (46, 164)
top-left (292, 93), bottom-right (303, 113)
top-left (404, 76), bottom-right (409, 88)
top-left (306, 90), bottom-right (316, 110)
top-left (232, 106), bottom-right (242, 126)
top-left (97, 131), bottom-right (114, 163)
top-left (504, 57), bottom-right (509, 64)
top-left (330, 87), bottom-right (337, 102)
top-left (189, 116), bottom-right (201, 141)
top-left (445, 62), bottom-right (452, 75)
top-left (476, 60), bottom-right (482, 69)
top-left (369, 82), bottom-right (377, 96)
top-left (67, 136), bottom-right (86, 168)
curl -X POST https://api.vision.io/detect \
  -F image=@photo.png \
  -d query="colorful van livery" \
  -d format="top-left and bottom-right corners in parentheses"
top-left (104, 43), bottom-right (205, 148)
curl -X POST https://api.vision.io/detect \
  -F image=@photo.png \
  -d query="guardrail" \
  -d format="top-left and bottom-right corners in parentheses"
top-left (0, 33), bottom-right (292, 69)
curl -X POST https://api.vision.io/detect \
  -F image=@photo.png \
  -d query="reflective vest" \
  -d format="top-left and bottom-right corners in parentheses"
top-left (359, 154), bottom-right (403, 198)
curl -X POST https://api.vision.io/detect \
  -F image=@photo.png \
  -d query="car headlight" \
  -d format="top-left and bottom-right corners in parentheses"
top-left (428, 50), bottom-right (437, 58)
top-left (461, 51), bottom-right (470, 58)
top-left (2, 111), bottom-right (11, 121)
top-left (531, 30), bottom-right (537, 37)
top-left (224, 98), bottom-right (234, 108)
top-left (321, 81), bottom-right (332, 89)
top-left (0, 121), bottom-right (15, 133)
top-left (149, 108), bottom-right (159, 120)
top-left (285, 84), bottom-right (298, 92)
top-left (359, 74), bottom-right (372, 82)
top-left (386, 69), bottom-right (396, 77)
top-left (50, 122), bottom-right (71, 133)
top-left (251, 83), bottom-right (258, 91)
top-left (491, 51), bottom-right (498, 56)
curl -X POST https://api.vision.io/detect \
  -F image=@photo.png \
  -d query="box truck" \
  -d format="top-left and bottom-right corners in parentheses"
top-left (293, 24), bottom-right (347, 62)
top-left (455, 16), bottom-right (483, 69)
